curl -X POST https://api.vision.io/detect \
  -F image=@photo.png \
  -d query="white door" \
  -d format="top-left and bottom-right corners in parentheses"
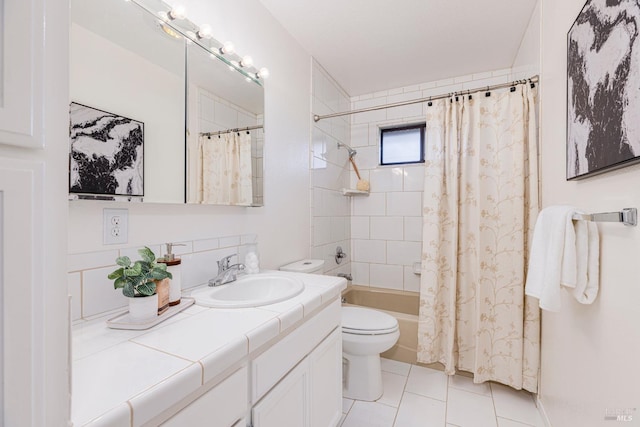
top-left (252, 360), bottom-right (309, 427)
top-left (0, 160), bottom-right (42, 426)
top-left (0, 0), bottom-right (70, 424)
top-left (0, 0), bottom-right (44, 148)
top-left (309, 328), bottom-right (342, 427)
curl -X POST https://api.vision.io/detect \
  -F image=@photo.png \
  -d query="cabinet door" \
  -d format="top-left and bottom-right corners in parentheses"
top-left (162, 366), bottom-right (248, 427)
top-left (252, 360), bottom-right (309, 427)
top-left (0, 159), bottom-right (45, 425)
top-left (309, 328), bottom-right (342, 427)
top-left (0, 0), bottom-right (44, 148)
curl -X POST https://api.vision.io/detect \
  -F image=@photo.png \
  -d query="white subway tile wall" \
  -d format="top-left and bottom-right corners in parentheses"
top-left (82, 266), bottom-right (130, 318)
top-left (310, 60), bottom-right (352, 277)
top-left (68, 235), bottom-right (253, 321)
top-left (349, 68), bottom-right (533, 291)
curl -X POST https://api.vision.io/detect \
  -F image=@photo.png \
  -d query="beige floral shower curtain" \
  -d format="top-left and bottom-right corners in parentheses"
top-left (189, 132), bottom-right (253, 205)
top-left (418, 83), bottom-right (540, 392)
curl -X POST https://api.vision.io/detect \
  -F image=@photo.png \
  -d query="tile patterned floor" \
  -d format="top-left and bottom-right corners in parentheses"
top-left (339, 358), bottom-right (545, 427)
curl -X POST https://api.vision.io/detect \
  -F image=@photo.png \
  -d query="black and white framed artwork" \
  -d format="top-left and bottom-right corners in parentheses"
top-left (69, 102), bottom-right (144, 196)
top-left (567, 0), bottom-right (640, 180)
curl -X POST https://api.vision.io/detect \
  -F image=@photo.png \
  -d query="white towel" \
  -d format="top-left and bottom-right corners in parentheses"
top-left (525, 206), bottom-right (600, 311)
top-left (571, 219), bottom-right (600, 304)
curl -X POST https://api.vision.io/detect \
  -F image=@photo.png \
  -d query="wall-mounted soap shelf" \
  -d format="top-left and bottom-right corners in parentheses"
top-left (342, 188), bottom-right (370, 197)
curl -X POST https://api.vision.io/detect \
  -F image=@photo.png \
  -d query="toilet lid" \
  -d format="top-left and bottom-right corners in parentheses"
top-left (342, 306), bottom-right (399, 335)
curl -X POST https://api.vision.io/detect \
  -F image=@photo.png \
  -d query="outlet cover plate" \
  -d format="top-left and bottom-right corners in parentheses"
top-left (103, 208), bottom-right (128, 245)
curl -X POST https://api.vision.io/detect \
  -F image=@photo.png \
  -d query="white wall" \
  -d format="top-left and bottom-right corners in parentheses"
top-left (68, 0), bottom-right (312, 272)
top-left (70, 24), bottom-right (185, 203)
top-left (539, 1), bottom-right (640, 426)
top-left (310, 60), bottom-right (352, 275)
top-left (513, 0), bottom-right (540, 74)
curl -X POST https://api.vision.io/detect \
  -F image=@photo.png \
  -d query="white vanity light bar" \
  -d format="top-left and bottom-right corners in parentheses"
top-left (132, 0), bottom-right (269, 82)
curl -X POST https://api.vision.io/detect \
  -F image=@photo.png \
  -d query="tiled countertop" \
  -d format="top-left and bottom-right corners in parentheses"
top-left (72, 271), bottom-right (347, 426)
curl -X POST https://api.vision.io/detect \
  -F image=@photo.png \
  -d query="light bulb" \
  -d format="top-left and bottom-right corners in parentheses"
top-left (159, 23), bottom-right (181, 39)
top-left (240, 55), bottom-right (253, 67)
top-left (220, 41), bottom-right (234, 55)
top-left (257, 67), bottom-right (270, 79)
top-left (169, 4), bottom-right (186, 20)
top-left (197, 24), bottom-right (212, 39)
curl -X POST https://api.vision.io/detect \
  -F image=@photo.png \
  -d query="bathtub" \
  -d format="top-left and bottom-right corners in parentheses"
top-left (342, 285), bottom-right (419, 365)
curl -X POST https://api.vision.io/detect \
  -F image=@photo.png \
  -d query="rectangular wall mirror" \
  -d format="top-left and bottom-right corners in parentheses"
top-left (69, 0), bottom-right (265, 206)
top-left (186, 42), bottom-right (265, 206)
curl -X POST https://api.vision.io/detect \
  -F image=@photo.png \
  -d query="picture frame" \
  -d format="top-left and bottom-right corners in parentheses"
top-left (69, 102), bottom-right (144, 196)
top-left (566, 0), bottom-right (640, 180)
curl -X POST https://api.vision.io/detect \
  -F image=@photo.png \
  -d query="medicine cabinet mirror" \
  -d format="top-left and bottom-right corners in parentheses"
top-left (69, 0), bottom-right (265, 206)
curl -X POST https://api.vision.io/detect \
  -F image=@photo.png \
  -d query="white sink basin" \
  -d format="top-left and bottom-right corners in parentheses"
top-left (190, 274), bottom-right (305, 308)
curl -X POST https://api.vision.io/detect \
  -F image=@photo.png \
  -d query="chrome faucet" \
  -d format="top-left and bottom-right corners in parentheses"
top-left (208, 254), bottom-right (245, 287)
top-left (337, 273), bottom-right (352, 281)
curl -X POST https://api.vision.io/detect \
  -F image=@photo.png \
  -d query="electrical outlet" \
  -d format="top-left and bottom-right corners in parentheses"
top-left (104, 208), bottom-right (128, 245)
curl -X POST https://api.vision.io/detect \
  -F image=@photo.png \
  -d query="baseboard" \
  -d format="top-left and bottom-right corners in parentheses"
top-left (536, 395), bottom-right (553, 427)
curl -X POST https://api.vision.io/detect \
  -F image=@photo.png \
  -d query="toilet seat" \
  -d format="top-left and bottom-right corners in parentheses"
top-left (342, 306), bottom-right (399, 336)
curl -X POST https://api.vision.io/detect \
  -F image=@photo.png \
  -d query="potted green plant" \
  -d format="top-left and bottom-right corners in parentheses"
top-left (108, 246), bottom-right (173, 320)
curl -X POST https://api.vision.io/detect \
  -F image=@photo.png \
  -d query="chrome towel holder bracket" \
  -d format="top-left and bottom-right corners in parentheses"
top-left (572, 208), bottom-right (637, 227)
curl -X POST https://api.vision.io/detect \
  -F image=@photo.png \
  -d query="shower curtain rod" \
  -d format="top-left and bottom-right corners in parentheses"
top-left (313, 75), bottom-right (539, 122)
top-left (201, 125), bottom-right (263, 137)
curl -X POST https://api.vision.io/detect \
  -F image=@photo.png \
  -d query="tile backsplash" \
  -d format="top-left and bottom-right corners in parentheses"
top-left (68, 234), bottom-right (257, 321)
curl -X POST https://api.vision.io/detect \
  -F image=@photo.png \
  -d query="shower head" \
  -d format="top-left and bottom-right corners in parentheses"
top-left (337, 142), bottom-right (357, 159)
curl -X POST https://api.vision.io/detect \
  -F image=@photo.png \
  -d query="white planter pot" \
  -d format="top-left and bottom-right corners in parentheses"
top-left (128, 294), bottom-right (158, 321)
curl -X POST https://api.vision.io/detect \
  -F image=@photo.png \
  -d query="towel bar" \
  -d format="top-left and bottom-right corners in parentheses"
top-left (572, 208), bottom-right (637, 226)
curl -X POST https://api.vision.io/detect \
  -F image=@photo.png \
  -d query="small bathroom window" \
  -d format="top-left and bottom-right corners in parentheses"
top-left (379, 123), bottom-right (425, 165)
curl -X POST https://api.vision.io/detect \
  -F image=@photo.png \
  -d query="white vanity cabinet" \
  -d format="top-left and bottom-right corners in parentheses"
top-left (163, 299), bottom-right (342, 427)
top-left (251, 300), bottom-right (342, 427)
top-left (72, 278), bottom-right (346, 427)
top-left (162, 367), bottom-right (248, 427)
top-left (308, 328), bottom-right (342, 427)
top-left (251, 358), bottom-right (310, 427)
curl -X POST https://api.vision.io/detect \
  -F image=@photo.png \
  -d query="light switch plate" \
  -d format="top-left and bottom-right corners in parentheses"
top-left (103, 208), bottom-right (128, 245)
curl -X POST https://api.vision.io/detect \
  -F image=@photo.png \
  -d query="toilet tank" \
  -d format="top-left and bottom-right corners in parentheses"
top-left (279, 259), bottom-right (325, 274)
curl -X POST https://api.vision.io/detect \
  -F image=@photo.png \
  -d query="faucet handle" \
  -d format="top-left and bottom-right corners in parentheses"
top-left (217, 254), bottom-right (237, 271)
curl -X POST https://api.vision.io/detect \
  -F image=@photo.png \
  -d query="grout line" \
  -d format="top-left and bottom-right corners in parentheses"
top-left (496, 416), bottom-right (537, 427)
top-left (401, 390), bottom-right (447, 402)
top-left (444, 372), bottom-right (451, 425)
top-left (391, 395), bottom-right (402, 426)
top-left (490, 383), bottom-right (500, 426)
top-left (390, 365), bottom-right (411, 427)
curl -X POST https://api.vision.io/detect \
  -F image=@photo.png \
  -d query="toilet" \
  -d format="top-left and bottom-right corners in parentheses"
top-left (279, 259), bottom-right (400, 402)
top-left (341, 306), bottom-right (399, 401)
top-left (279, 259), bottom-right (326, 274)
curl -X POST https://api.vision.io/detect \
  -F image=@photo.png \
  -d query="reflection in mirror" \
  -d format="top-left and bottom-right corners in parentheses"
top-left (186, 42), bottom-right (265, 206)
top-left (70, 0), bottom-right (185, 203)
